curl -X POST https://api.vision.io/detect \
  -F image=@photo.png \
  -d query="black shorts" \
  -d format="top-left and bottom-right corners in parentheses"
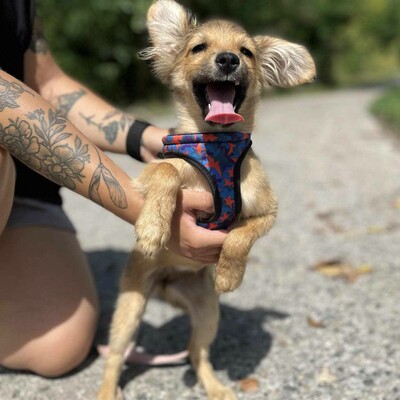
top-left (13, 158), bottom-right (62, 205)
top-left (6, 159), bottom-right (75, 232)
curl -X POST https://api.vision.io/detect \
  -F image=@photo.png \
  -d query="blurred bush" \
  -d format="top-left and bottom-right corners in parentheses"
top-left (371, 88), bottom-right (400, 133)
top-left (38, 0), bottom-right (400, 105)
top-left (38, 0), bottom-right (155, 105)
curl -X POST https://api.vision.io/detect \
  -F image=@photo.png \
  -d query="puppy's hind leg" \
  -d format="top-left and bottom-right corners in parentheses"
top-left (165, 270), bottom-right (237, 400)
top-left (97, 251), bottom-right (155, 400)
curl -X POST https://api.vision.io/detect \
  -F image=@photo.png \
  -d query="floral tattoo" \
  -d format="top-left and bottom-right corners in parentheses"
top-left (0, 109), bottom-right (89, 190)
top-left (0, 75), bottom-right (34, 112)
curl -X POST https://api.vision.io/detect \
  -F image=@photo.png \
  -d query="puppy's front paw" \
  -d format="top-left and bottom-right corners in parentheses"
top-left (135, 216), bottom-right (171, 257)
top-left (214, 255), bottom-right (246, 294)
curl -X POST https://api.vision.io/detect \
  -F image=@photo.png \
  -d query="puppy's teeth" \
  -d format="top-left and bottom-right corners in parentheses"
top-left (235, 81), bottom-right (240, 86)
top-left (208, 104), bottom-right (211, 110)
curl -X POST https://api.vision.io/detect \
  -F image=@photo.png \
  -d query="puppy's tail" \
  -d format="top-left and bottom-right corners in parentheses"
top-left (97, 344), bottom-right (189, 366)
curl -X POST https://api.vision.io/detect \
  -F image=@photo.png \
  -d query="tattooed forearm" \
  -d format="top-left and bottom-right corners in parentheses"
top-left (0, 108), bottom-right (90, 190)
top-left (0, 74), bottom-right (130, 211)
top-left (29, 16), bottom-right (49, 54)
top-left (79, 111), bottom-right (134, 145)
top-left (0, 107), bottom-right (128, 208)
top-left (56, 89), bottom-right (87, 117)
top-left (0, 76), bottom-right (34, 111)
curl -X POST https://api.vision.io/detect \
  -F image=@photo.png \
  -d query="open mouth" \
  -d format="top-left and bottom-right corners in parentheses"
top-left (193, 81), bottom-right (246, 126)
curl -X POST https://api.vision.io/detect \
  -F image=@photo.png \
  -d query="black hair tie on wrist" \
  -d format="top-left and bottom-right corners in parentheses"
top-left (126, 120), bottom-right (151, 162)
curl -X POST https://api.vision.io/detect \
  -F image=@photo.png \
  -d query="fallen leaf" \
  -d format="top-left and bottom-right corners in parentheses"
top-left (315, 211), bottom-right (346, 233)
top-left (307, 317), bottom-right (326, 328)
top-left (239, 377), bottom-right (260, 393)
top-left (313, 260), bottom-right (373, 283)
top-left (367, 225), bottom-right (387, 234)
top-left (395, 198), bottom-right (400, 209)
top-left (313, 259), bottom-right (351, 277)
top-left (318, 366), bottom-right (336, 384)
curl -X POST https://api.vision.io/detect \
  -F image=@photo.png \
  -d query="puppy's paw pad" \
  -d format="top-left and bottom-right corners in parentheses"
top-left (135, 222), bottom-right (170, 257)
top-left (214, 259), bottom-right (245, 294)
top-left (97, 386), bottom-right (123, 400)
top-left (214, 273), bottom-right (240, 294)
top-left (116, 388), bottom-right (124, 400)
top-left (209, 387), bottom-right (237, 400)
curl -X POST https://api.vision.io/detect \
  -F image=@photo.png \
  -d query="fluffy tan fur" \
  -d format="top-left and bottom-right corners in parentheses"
top-left (98, 1), bottom-right (315, 399)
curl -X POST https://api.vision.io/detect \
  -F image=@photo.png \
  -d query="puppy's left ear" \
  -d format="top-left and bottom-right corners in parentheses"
top-left (254, 36), bottom-right (316, 88)
top-left (139, 0), bottom-right (196, 84)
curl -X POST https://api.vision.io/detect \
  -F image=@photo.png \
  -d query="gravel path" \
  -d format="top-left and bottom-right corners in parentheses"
top-left (1, 88), bottom-right (400, 400)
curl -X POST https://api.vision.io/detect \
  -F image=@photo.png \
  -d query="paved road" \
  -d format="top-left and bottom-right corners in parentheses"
top-left (1, 88), bottom-right (400, 400)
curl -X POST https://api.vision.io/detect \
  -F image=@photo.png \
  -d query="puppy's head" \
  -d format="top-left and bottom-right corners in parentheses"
top-left (140, 0), bottom-right (316, 132)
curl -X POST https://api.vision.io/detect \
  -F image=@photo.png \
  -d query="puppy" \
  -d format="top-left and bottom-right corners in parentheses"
top-left (98, 1), bottom-right (315, 399)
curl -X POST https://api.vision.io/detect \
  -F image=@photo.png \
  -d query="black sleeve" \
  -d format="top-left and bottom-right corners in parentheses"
top-left (0, 0), bottom-right (35, 81)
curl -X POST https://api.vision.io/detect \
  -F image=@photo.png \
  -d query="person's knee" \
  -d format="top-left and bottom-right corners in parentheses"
top-left (28, 320), bottom-right (97, 378)
top-left (1, 303), bottom-right (99, 378)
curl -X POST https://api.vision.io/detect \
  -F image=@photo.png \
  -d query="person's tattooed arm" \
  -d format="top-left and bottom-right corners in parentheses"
top-left (48, 81), bottom-right (136, 153)
top-left (23, 15), bottom-right (166, 159)
top-left (0, 70), bottom-right (143, 223)
top-left (44, 76), bottom-right (168, 160)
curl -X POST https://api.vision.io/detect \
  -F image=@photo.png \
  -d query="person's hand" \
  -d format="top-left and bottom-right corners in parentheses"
top-left (140, 125), bottom-right (167, 162)
top-left (167, 190), bottom-right (228, 264)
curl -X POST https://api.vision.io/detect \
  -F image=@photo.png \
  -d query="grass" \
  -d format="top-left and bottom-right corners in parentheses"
top-left (371, 88), bottom-right (400, 134)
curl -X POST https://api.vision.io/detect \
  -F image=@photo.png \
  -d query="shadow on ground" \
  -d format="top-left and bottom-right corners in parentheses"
top-left (86, 249), bottom-right (288, 386)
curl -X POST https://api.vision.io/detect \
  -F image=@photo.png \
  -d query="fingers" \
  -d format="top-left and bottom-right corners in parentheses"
top-left (168, 211), bottom-right (227, 262)
top-left (190, 226), bottom-right (228, 248)
top-left (181, 189), bottom-right (215, 214)
top-left (178, 224), bottom-right (228, 263)
top-left (140, 147), bottom-right (156, 163)
top-left (167, 189), bottom-right (228, 263)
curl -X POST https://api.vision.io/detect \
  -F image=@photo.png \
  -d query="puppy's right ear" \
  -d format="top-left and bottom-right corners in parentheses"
top-left (254, 36), bottom-right (316, 88)
top-left (139, 0), bottom-right (196, 84)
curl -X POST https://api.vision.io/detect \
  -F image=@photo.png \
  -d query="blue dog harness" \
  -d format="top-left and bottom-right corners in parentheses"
top-left (158, 132), bottom-right (252, 230)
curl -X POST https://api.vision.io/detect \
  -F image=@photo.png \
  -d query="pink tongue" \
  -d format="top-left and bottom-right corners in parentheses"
top-left (205, 83), bottom-right (244, 125)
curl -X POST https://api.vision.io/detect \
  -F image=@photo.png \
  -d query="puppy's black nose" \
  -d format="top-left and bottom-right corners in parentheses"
top-left (216, 52), bottom-right (240, 74)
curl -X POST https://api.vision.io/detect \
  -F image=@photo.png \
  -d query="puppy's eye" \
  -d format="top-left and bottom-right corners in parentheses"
top-left (240, 47), bottom-right (253, 58)
top-left (192, 43), bottom-right (207, 54)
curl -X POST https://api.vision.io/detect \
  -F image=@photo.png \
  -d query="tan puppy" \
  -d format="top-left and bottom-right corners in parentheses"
top-left (98, 1), bottom-right (315, 399)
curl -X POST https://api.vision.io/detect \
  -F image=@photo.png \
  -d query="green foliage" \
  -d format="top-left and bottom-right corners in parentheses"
top-left (38, 0), bottom-right (159, 105)
top-left (371, 88), bottom-right (400, 133)
top-left (38, 0), bottom-right (400, 105)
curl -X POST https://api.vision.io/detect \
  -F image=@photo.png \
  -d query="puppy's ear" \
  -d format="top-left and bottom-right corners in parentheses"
top-left (254, 36), bottom-right (316, 88)
top-left (139, 0), bottom-right (196, 84)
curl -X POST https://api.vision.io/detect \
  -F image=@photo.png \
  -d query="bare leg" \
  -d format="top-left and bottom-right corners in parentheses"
top-left (0, 148), bottom-right (15, 232)
top-left (98, 251), bottom-right (155, 400)
top-left (0, 226), bottom-right (99, 377)
top-left (165, 270), bottom-right (236, 400)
